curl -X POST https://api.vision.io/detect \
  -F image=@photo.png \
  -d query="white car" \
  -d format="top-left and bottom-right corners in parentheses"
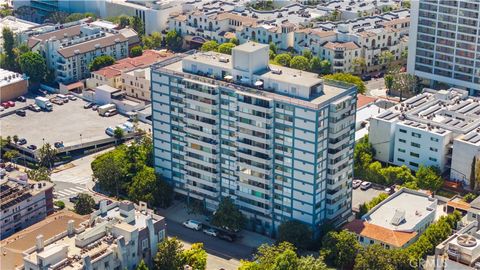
top-left (203, 228), bottom-right (217, 237)
top-left (0, 106), bottom-right (4, 112)
top-left (360, 181), bottom-right (372, 190)
top-left (183, 219), bottom-right (202, 231)
top-left (352, 179), bottom-right (362, 189)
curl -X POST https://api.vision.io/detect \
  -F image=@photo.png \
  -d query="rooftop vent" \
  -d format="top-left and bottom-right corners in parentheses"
top-left (219, 57), bottom-right (229, 63)
top-left (271, 68), bottom-right (282, 75)
top-left (457, 234), bottom-right (477, 247)
top-left (390, 209), bottom-right (405, 226)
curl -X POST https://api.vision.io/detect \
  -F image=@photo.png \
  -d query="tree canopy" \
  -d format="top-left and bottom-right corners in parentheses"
top-left (74, 193), bottom-right (95, 215)
top-left (322, 230), bottom-right (360, 269)
top-left (2, 27), bottom-right (16, 71)
top-left (289, 55), bottom-right (310, 71)
top-left (277, 220), bottom-right (312, 250)
top-left (89, 55), bottom-right (115, 71)
top-left (200, 40), bottom-right (219, 52)
top-left (165, 30), bottom-right (183, 51)
top-left (27, 167), bottom-right (51, 182)
top-left (217, 42), bottom-right (236, 55)
top-left (323, 73), bottom-right (366, 94)
top-left (130, 45), bottom-right (143, 57)
top-left (274, 53), bottom-right (292, 66)
top-left (416, 165), bottom-right (443, 192)
top-left (211, 197), bottom-right (245, 232)
top-left (153, 237), bottom-right (207, 270)
top-left (18, 51), bottom-right (47, 82)
top-left (38, 143), bottom-right (57, 169)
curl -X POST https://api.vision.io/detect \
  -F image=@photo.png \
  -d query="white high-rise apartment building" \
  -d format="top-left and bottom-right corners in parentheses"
top-left (151, 42), bottom-right (357, 235)
top-left (407, 1), bottom-right (480, 95)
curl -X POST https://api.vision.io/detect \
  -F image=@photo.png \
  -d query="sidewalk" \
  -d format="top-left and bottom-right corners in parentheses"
top-left (158, 201), bottom-right (275, 249)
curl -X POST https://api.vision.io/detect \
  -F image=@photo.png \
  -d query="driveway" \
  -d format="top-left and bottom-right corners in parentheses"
top-left (352, 187), bottom-right (384, 211)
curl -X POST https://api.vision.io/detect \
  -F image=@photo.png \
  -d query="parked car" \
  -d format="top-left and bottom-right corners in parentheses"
top-left (68, 95), bottom-right (77, 101)
top-left (352, 179), bottom-right (362, 189)
top-left (105, 127), bottom-right (115, 136)
top-left (84, 102), bottom-right (93, 109)
top-left (5, 164), bottom-right (14, 172)
top-left (51, 98), bottom-right (64, 105)
top-left (203, 228), bottom-right (218, 237)
top-left (92, 105), bottom-right (99, 111)
top-left (217, 230), bottom-right (237, 242)
top-left (6, 101), bottom-right (15, 107)
top-left (104, 108), bottom-right (117, 117)
top-left (384, 185), bottom-right (395, 195)
top-left (57, 94), bottom-right (68, 103)
top-left (182, 220), bottom-right (202, 231)
top-left (69, 196), bottom-right (79, 203)
top-left (360, 181), bottom-right (372, 190)
top-left (361, 75), bottom-right (372, 81)
top-left (54, 142), bottom-right (64, 148)
top-left (27, 144), bottom-right (37, 150)
top-left (28, 104), bottom-right (41, 112)
top-left (0, 106), bottom-right (4, 112)
top-left (16, 96), bottom-right (26, 102)
top-left (16, 109), bottom-right (26, 116)
top-left (1, 102), bottom-right (9, 108)
top-left (18, 138), bottom-right (27, 145)
top-left (373, 72), bottom-right (384, 79)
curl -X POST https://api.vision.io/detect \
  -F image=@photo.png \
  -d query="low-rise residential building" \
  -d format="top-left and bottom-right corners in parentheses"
top-left (20, 200), bottom-right (166, 270)
top-left (435, 221), bottom-right (480, 270)
top-left (86, 50), bottom-right (171, 101)
top-left (151, 42), bottom-right (357, 236)
top-left (83, 84), bottom-right (145, 113)
top-left (0, 69), bottom-right (28, 102)
top-left (0, 171), bottom-right (54, 240)
top-left (0, 16), bottom-right (38, 53)
top-left (369, 88), bottom-right (480, 187)
top-left (27, 20), bottom-right (135, 84)
top-left (345, 188), bottom-right (437, 249)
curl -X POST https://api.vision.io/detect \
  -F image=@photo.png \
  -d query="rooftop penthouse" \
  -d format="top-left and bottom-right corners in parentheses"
top-left (154, 42), bottom-right (355, 110)
top-left (21, 200), bottom-right (166, 270)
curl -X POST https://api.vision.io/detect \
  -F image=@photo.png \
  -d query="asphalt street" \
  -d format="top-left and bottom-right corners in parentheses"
top-left (165, 218), bottom-right (255, 261)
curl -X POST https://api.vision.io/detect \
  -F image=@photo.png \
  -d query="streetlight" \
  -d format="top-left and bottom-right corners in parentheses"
top-left (80, 134), bottom-right (82, 145)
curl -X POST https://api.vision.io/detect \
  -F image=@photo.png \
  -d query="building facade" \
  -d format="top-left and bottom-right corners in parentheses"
top-left (27, 20), bottom-right (132, 84)
top-left (369, 88), bottom-right (480, 187)
top-left (0, 172), bottom-right (54, 240)
top-left (21, 200), bottom-right (166, 270)
top-left (0, 69), bottom-right (28, 102)
top-left (151, 42), bottom-right (357, 235)
top-left (407, 0), bottom-right (480, 95)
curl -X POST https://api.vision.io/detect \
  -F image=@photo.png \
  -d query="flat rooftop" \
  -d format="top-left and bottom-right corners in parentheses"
top-left (366, 188), bottom-right (436, 232)
top-left (0, 211), bottom-right (87, 270)
top-left (0, 69), bottom-right (25, 87)
top-left (161, 51), bottom-right (355, 110)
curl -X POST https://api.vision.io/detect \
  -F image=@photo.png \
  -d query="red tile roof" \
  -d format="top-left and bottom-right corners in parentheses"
top-left (357, 94), bottom-right (378, 109)
top-left (344, 219), bottom-right (417, 248)
top-left (92, 50), bottom-right (173, 78)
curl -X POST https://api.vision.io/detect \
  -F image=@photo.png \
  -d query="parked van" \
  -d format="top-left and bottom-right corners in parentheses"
top-left (98, 104), bottom-right (116, 116)
top-left (182, 220), bottom-right (202, 231)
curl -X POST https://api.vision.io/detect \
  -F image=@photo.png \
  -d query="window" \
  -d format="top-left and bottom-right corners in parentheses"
top-left (429, 157), bottom-right (437, 162)
top-left (399, 139), bottom-right (406, 143)
top-left (410, 152), bottom-right (420, 158)
top-left (431, 137), bottom-right (439, 142)
top-left (398, 148), bottom-right (406, 153)
top-left (399, 129), bottom-right (407, 133)
top-left (411, 142), bottom-right (420, 148)
top-left (430, 147), bottom-right (438, 152)
top-left (412, 132), bottom-right (421, 138)
top-left (398, 158), bottom-right (405, 162)
top-left (410, 162), bottom-right (419, 167)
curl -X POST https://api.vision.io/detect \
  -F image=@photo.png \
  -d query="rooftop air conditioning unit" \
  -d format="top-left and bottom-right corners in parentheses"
top-left (271, 69), bottom-right (282, 75)
top-left (219, 57), bottom-right (229, 63)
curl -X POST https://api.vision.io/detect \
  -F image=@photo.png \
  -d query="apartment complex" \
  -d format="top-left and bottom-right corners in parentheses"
top-left (0, 16), bottom-right (38, 53)
top-left (151, 42), bottom-right (357, 235)
top-left (86, 50), bottom-right (172, 101)
top-left (0, 171), bottom-right (54, 240)
top-left (407, 1), bottom-right (480, 95)
top-left (0, 69), bottom-right (28, 102)
top-left (27, 20), bottom-right (133, 84)
top-left (21, 200), bottom-right (166, 270)
top-left (169, 2), bottom-right (409, 73)
top-left (345, 188), bottom-right (437, 249)
top-left (369, 88), bottom-right (480, 187)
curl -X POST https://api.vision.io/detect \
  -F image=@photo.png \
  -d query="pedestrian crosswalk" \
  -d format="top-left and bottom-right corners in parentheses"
top-left (54, 185), bottom-right (89, 199)
top-left (51, 175), bottom-right (91, 186)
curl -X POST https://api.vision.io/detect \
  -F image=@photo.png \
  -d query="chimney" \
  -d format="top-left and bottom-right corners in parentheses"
top-left (36, 235), bottom-right (44, 251)
top-left (67, 220), bottom-right (75, 235)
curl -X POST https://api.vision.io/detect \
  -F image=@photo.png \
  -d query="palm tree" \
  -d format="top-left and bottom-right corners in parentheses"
top-left (38, 143), bottom-right (57, 169)
top-left (13, 135), bottom-right (19, 145)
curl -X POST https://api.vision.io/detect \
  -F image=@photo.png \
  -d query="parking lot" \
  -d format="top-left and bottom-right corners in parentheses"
top-left (1, 96), bottom-right (136, 148)
top-left (352, 186), bottom-right (384, 211)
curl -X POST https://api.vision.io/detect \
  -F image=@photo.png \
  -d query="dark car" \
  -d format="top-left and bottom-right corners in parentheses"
top-left (16, 109), bottom-right (26, 116)
top-left (27, 144), bottom-right (37, 150)
top-left (373, 72), bottom-right (384, 79)
top-left (216, 229), bottom-right (237, 242)
top-left (16, 96), bottom-right (27, 102)
top-left (361, 74), bottom-right (372, 81)
top-left (18, 138), bottom-right (27, 145)
top-left (84, 102), bottom-right (93, 109)
top-left (69, 196), bottom-right (79, 203)
top-left (54, 142), bottom-right (64, 148)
